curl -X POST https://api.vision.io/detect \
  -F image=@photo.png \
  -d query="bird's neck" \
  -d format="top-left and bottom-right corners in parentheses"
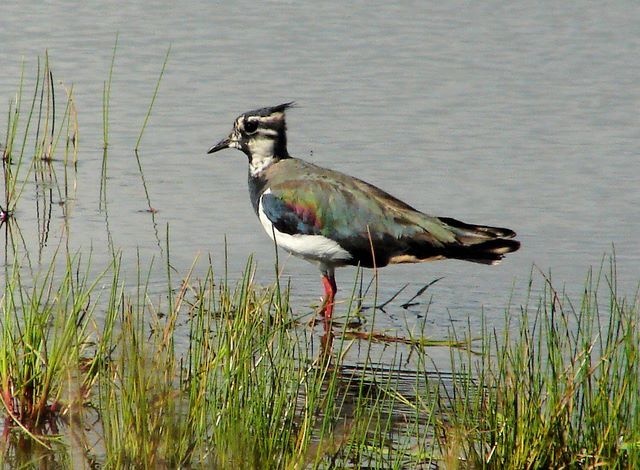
top-left (248, 172), bottom-right (268, 214)
top-left (249, 153), bottom-right (277, 176)
top-left (246, 138), bottom-right (290, 177)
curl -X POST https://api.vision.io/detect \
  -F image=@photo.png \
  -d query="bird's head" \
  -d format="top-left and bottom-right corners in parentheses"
top-left (208, 103), bottom-right (294, 173)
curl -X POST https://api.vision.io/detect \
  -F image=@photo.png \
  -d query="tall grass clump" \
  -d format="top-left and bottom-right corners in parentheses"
top-left (439, 258), bottom-right (640, 468)
top-left (190, 261), bottom-right (302, 467)
top-left (3, 53), bottom-right (77, 227)
top-left (97, 256), bottom-right (306, 468)
top-left (0, 251), bottom-right (108, 452)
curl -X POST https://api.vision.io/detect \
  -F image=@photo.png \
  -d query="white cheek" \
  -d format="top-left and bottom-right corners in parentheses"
top-left (248, 138), bottom-right (274, 158)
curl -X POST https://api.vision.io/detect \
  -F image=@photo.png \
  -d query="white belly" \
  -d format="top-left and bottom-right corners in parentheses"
top-left (258, 191), bottom-right (353, 267)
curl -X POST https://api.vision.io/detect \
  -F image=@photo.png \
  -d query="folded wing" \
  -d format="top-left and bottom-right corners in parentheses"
top-left (260, 166), bottom-right (520, 268)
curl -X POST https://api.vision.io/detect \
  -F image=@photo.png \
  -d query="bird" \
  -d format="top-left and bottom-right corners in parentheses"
top-left (208, 103), bottom-right (520, 327)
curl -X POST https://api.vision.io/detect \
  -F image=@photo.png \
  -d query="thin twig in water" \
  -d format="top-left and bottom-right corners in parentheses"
top-left (401, 277), bottom-right (443, 309)
top-left (376, 283), bottom-right (410, 311)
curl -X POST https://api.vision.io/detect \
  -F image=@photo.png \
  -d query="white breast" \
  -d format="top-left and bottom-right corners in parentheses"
top-left (257, 189), bottom-right (353, 267)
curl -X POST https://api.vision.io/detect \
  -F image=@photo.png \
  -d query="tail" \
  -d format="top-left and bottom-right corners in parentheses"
top-left (438, 216), bottom-right (521, 265)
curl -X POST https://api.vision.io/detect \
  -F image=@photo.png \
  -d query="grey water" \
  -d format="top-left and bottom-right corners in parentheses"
top-left (1, 1), bottom-right (638, 359)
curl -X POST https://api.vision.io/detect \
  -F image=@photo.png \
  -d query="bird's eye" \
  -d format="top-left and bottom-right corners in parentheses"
top-left (244, 118), bottom-right (258, 134)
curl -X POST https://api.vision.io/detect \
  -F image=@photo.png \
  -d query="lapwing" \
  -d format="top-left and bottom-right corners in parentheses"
top-left (208, 103), bottom-right (520, 326)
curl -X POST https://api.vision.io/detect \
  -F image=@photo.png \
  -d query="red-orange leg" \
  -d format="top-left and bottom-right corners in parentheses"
top-left (321, 272), bottom-right (337, 327)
